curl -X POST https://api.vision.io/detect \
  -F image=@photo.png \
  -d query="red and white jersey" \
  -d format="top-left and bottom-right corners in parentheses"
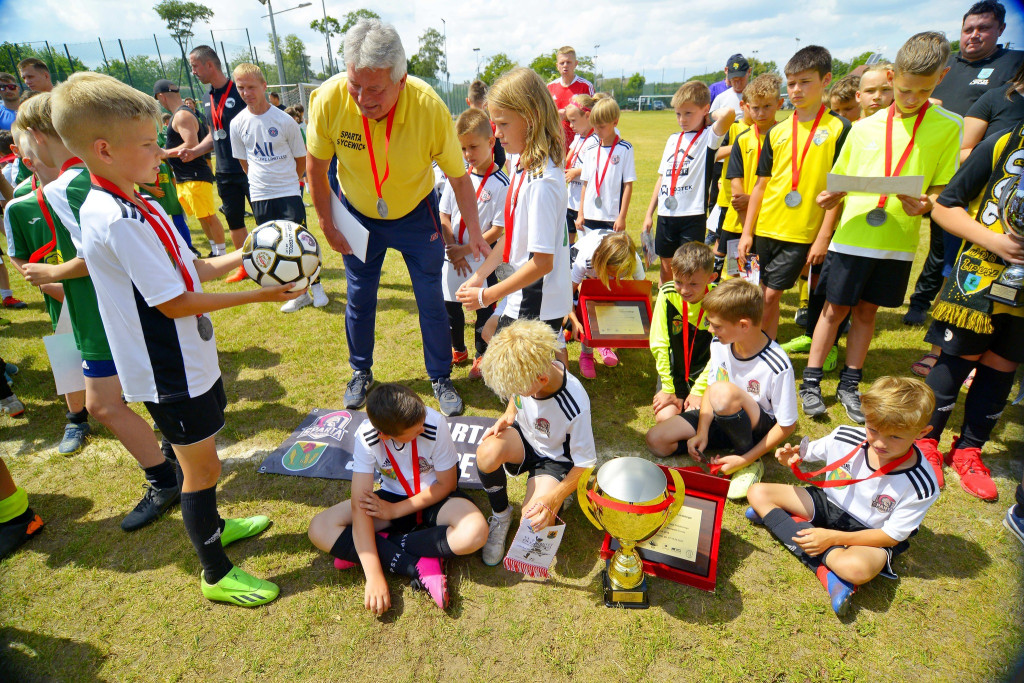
top-left (548, 75), bottom-right (595, 151)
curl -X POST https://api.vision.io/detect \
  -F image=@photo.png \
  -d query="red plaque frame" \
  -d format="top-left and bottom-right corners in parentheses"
top-left (575, 278), bottom-right (653, 349)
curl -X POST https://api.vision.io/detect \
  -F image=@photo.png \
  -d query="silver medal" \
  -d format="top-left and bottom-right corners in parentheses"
top-left (214, 129), bottom-right (227, 141)
top-left (376, 198), bottom-right (388, 218)
top-left (784, 190), bottom-right (802, 208)
top-left (196, 315), bottom-right (214, 341)
top-left (593, 195), bottom-right (603, 209)
top-left (665, 195), bottom-right (678, 211)
top-left (865, 208), bottom-right (888, 227)
top-left (495, 263), bottom-right (515, 281)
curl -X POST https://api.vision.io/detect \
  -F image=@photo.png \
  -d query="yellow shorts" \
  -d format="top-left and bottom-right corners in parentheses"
top-left (176, 180), bottom-right (215, 219)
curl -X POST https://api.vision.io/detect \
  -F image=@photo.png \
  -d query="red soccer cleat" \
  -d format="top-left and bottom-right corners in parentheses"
top-left (946, 436), bottom-right (998, 502)
top-left (225, 265), bottom-right (248, 283)
top-left (915, 438), bottom-right (945, 489)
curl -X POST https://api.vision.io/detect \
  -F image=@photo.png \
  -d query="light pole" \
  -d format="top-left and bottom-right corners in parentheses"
top-left (593, 44), bottom-right (600, 87)
top-left (441, 17), bottom-right (449, 90)
top-left (258, 0), bottom-right (311, 86)
top-left (473, 47), bottom-right (480, 77)
top-left (321, 0), bottom-right (334, 75)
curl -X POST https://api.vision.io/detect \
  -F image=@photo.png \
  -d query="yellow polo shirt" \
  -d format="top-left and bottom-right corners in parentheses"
top-left (306, 74), bottom-right (466, 219)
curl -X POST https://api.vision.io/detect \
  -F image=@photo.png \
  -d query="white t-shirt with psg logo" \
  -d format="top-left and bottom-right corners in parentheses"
top-left (706, 334), bottom-right (798, 427)
top-left (514, 363), bottom-right (597, 467)
top-left (580, 139), bottom-right (636, 222)
top-left (229, 105), bottom-right (305, 201)
top-left (351, 407), bottom-right (459, 497)
top-left (802, 425), bottom-right (940, 542)
top-left (503, 155), bottom-right (571, 321)
top-left (656, 128), bottom-right (725, 217)
top-left (570, 228), bottom-right (645, 285)
top-left (439, 165), bottom-right (509, 301)
top-left (566, 132), bottom-right (599, 211)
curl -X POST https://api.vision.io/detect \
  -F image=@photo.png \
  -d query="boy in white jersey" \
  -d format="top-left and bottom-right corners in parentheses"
top-left (576, 97), bottom-right (635, 233)
top-left (475, 319), bottom-right (597, 566)
top-left (55, 72), bottom-right (303, 607)
top-left (644, 81), bottom-right (735, 285)
top-left (440, 109), bottom-right (507, 378)
top-left (747, 376), bottom-right (939, 616)
top-left (646, 278), bottom-right (797, 500)
top-left (308, 384), bottom-right (488, 614)
top-left (563, 92), bottom-right (599, 244)
top-left (229, 63), bottom-right (328, 313)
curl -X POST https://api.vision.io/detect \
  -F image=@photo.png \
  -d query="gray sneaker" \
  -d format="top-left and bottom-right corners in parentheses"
top-left (58, 422), bottom-right (91, 455)
top-left (432, 376), bottom-right (464, 417)
top-left (482, 513), bottom-right (513, 566)
top-left (799, 384), bottom-right (827, 417)
top-left (344, 370), bottom-right (373, 409)
top-left (121, 484), bottom-right (181, 532)
top-left (836, 387), bottom-right (865, 424)
top-left (0, 394), bottom-right (24, 416)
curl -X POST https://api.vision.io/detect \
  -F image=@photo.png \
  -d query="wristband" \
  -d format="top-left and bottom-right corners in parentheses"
top-left (478, 287), bottom-right (486, 308)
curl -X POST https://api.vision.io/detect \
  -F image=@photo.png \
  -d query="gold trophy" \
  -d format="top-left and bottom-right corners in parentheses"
top-left (578, 457), bottom-right (685, 608)
top-left (986, 174), bottom-right (1024, 307)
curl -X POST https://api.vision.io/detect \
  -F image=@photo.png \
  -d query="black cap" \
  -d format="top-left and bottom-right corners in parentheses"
top-left (726, 54), bottom-right (750, 78)
top-left (153, 79), bottom-right (179, 97)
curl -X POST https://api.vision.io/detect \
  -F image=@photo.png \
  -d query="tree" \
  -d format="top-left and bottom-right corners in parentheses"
top-left (480, 53), bottom-right (516, 85)
top-left (99, 55), bottom-right (166, 98)
top-left (407, 27), bottom-right (445, 80)
top-left (623, 72), bottom-right (645, 99)
top-left (748, 58), bottom-right (779, 78)
top-left (153, 1), bottom-right (212, 95)
top-left (0, 42), bottom-right (86, 84)
top-left (310, 15), bottom-right (342, 73)
top-left (268, 34), bottom-right (312, 84)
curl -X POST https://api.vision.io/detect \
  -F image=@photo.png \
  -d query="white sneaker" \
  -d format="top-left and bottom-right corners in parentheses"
top-left (280, 291), bottom-right (312, 313)
top-left (482, 512), bottom-right (513, 566)
top-left (311, 283), bottom-right (329, 308)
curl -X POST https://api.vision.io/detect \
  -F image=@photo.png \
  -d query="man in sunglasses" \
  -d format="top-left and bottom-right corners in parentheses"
top-left (0, 73), bottom-right (20, 131)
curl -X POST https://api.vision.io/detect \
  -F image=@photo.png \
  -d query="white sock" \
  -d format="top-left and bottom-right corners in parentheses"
top-left (311, 281), bottom-right (325, 295)
top-left (215, 243), bottom-right (226, 255)
top-left (0, 289), bottom-right (11, 298)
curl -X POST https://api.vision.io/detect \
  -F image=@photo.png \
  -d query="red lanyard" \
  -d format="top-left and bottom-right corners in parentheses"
top-left (876, 102), bottom-right (930, 210)
top-left (566, 132), bottom-right (592, 169)
top-left (458, 163), bottom-right (495, 243)
top-left (668, 129), bottom-right (704, 198)
top-left (60, 157), bottom-right (83, 174)
top-left (680, 298), bottom-right (706, 381)
top-left (29, 176), bottom-right (58, 264)
top-left (209, 81), bottom-right (233, 132)
top-left (502, 162), bottom-right (527, 263)
top-left (593, 136), bottom-right (619, 200)
top-left (791, 440), bottom-right (916, 488)
top-left (361, 106), bottom-right (396, 206)
top-left (790, 105), bottom-right (827, 194)
top-left (383, 439), bottom-right (422, 524)
top-left (753, 124), bottom-right (764, 161)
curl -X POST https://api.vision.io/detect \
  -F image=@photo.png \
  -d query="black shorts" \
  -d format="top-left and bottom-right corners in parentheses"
top-left (216, 173), bottom-right (250, 231)
top-left (679, 405), bottom-right (776, 451)
top-left (252, 195), bottom-right (306, 226)
top-left (819, 252), bottom-right (913, 308)
top-left (805, 486), bottom-right (909, 579)
top-left (655, 214), bottom-right (706, 258)
top-left (715, 228), bottom-right (743, 255)
top-left (374, 488), bottom-right (471, 533)
top-left (566, 208), bottom-right (578, 234)
top-left (583, 218), bottom-right (615, 232)
top-left (145, 377), bottom-right (226, 446)
top-left (503, 423), bottom-right (575, 481)
top-left (496, 315), bottom-right (563, 337)
top-left (753, 236), bottom-right (811, 291)
top-left (924, 314), bottom-right (1024, 364)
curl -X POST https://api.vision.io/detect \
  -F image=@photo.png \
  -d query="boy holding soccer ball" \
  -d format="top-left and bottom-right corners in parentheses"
top-left (53, 72), bottom-right (303, 607)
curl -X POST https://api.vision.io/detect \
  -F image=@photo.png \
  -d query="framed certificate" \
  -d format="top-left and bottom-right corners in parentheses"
top-left (576, 279), bottom-right (653, 348)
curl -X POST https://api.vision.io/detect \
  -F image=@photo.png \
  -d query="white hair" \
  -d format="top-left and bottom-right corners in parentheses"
top-left (343, 19), bottom-right (407, 83)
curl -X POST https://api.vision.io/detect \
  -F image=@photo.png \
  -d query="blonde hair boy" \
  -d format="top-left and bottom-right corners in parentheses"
top-left (232, 62), bottom-right (266, 82)
top-left (589, 96), bottom-right (619, 127)
top-left (671, 80), bottom-right (711, 109)
top-left (481, 319), bottom-right (558, 400)
top-left (859, 376), bottom-right (935, 434)
top-left (455, 107), bottom-right (492, 140)
top-left (51, 72), bottom-right (161, 157)
top-left (700, 276), bottom-right (764, 325)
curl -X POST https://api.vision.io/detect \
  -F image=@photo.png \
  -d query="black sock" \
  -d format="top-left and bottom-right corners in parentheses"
top-left (392, 525), bottom-right (454, 558)
top-left (66, 408), bottom-right (88, 424)
top-left (1015, 484), bottom-right (1024, 509)
top-left (143, 459), bottom-right (178, 490)
top-left (805, 289), bottom-right (826, 336)
top-left (838, 366), bottom-right (862, 392)
top-left (763, 508), bottom-right (821, 570)
top-left (478, 466), bottom-right (510, 515)
top-left (925, 354), bottom-right (976, 441)
top-left (714, 408), bottom-right (754, 454)
top-left (713, 254), bottom-right (725, 275)
top-left (959, 364), bottom-right (1016, 449)
top-left (474, 307), bottom-right (493, 357)
top-left (329, 527), bottom-right (420, 579)
top-left (802, 366), bottom-right (824, 388)
top-left (180, 486), bottom-right (232, 584)
top-left (446, 301), bottom-right (467, 353)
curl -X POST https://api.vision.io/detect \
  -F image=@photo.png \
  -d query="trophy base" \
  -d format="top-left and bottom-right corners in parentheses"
top-left (985, 281), bottom-right (1024, 307)
top-left (602, 562), bottom-right (650, 609)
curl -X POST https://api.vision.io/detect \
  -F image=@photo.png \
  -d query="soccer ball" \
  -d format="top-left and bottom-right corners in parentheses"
top-left (242, 221), bottom-right (321, 289)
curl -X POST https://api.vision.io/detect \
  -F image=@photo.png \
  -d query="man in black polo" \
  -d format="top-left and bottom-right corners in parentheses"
top-left (904, 0), bottom-right (1024, 325)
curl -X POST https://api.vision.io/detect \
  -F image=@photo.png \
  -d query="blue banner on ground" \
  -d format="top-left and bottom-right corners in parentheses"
top-left (257, 408), bottom-right (491, 489)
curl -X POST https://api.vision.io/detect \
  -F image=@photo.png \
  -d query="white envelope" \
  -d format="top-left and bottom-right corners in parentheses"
top-left (42, 304), bottom-right (85, 395)
top-left (329, 192), bottom-right (371, 263)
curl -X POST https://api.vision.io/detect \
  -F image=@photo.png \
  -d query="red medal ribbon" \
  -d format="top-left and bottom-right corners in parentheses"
top-left (29, 175), bottom-right (58, 264)
top-left (875, 102), bottom-right (930, 210)
top-left (458, 162), bottom-right (495, 243)
top-left (361, 106), bottom-right (396, 208)
top-left (565, 131), bottom-right (593, 170)
top-left (790, 105), bottom-right (827, 194)
top-left (593, 136), bottom-right (620, 202)
top-left (790, 440), bottom-right (916, 488)
top-left (753, 124), bottom-right (764, 161)
top-left (209, 82), bottom-right (234, 133)
top-left (501, 162), bottom-right (527, 263)
top-left (680, 298), bottom-right (706, 382)
top-left (668, 128), bottom-right (704, 199)
top-left (383, 439), bottom-right (422, 525)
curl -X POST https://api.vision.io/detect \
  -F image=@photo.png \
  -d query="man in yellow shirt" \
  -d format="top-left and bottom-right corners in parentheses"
top-left (306, 19), bottom-right (490, 417)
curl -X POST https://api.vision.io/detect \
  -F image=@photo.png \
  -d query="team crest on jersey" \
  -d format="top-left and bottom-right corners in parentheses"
top-left (671, 315), bottom-right (684, 335)
top-left (418, 456), bottom-right (433, 474)
top-left (611, 155), bottom-right (621, 165)
top-left (480, 189), bottom-right (492, 202)
top-left (746, 379), bottom-right (761, 397)
top-left (281, 441), bottom-right (328, 471)
top-left (226, 97), bottom-right (236, 108)
top-left (381, 456), bottom-right (398, 479)
top-left (813, 129), bottom-right (829, 146)
top-left (268, 127), bottom-right (279, 137)
top-left (826, 467), bottom-right (853, 488)
top-left (299, 410), bottom-right (353, 441)
top-left (514, 396), bottom-right (523, 409)
top-left (872, 494), bottom-right (896, 513)
top-left (715, 365), bottom-right (730, 383)
top-left (535, 418), bottom-right (550, 436)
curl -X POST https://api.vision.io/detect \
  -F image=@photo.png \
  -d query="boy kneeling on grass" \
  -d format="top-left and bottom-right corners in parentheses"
top-left (746, 376), bottom-right (940, 616)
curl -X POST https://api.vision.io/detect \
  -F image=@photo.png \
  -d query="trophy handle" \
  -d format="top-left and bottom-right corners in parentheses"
top-left (664, 468), bottom-right (686, 525)
top-left (576, 465), bottom-right (602, 531)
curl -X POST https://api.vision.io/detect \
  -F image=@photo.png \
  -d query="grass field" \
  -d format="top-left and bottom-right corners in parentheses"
top-left (1, 109), bottom-right (1022, 682)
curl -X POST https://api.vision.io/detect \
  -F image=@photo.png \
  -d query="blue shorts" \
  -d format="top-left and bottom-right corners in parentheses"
top-left (81, 359), bottom-right (117, 378)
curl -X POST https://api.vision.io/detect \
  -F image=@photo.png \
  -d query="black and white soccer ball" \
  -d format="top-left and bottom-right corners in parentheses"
top-left (242, 221), bottom-right (321, 289)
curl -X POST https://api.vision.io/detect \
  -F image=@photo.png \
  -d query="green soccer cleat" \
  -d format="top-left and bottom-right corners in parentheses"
top-left (220, 515), bottom-right (271, 547)
top-left (780, 335), bottom-right (812, 354)
top-left (201, 567), bottom-right (280, 607)
top-left (823, 345), bottom-right (839, 373)
top-left (726, 460), bottom-right (765, 500)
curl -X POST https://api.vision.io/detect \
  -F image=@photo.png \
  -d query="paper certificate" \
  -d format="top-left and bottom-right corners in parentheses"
top-left (637, 506), bottom-right (702, 562)
top-left (594, 303), bottom-right (645, 336)
top-left (329, 192), bottom-right (371, 262)
top-left (826, 173), bottom-right (925, 197)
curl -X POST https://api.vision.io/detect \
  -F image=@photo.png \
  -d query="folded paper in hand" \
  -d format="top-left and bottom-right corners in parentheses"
top-left (329, 192), bottom-right (370, 262)
top-left (826, 173), bottom-right (925, 197)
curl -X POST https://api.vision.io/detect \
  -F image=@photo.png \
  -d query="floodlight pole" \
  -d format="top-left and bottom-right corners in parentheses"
top-left (262, 0), bottom-right (288, 88)
top-left (473, 47), bottom-right (480, 77)
top-left (321, 0), bottom-right (334, 74)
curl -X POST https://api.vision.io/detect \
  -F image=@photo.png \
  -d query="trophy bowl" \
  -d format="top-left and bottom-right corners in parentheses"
top-left (988, 174), bottom-right (1024, 306)
top-left (578, 457), bottom-right (684, 608)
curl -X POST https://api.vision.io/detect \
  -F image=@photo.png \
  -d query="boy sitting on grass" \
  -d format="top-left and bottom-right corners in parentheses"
top-left (746, 376), bottom-right (940, 616)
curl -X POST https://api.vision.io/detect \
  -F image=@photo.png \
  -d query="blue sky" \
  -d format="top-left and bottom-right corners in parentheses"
top-left (3, 0), bottom-right (1023, 82)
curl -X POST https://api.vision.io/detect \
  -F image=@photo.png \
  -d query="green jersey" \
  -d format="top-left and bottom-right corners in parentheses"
top-left (3, 188), bottom-right (63, 328)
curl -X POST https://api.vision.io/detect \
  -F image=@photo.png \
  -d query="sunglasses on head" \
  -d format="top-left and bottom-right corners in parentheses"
top-left (0, 84), bottom-right (18, 92)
